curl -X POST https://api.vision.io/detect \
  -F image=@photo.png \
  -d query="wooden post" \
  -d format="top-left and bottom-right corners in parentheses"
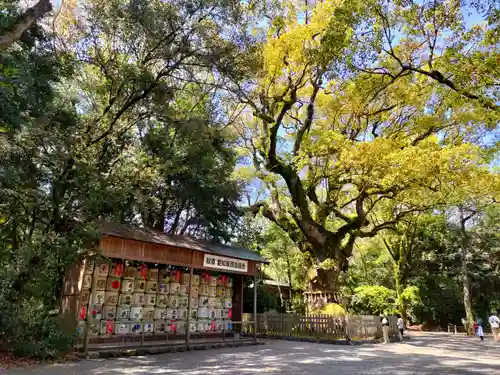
top-left (83, 299), bottom-right (91, 358)
top-left (253, 274), bottom-right (257, 341)
top-left (185, 265), bottom-right (194, 347)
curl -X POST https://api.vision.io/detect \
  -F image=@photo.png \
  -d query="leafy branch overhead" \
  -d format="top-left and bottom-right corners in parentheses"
top-left (232, 0), bottom-right (500, 290)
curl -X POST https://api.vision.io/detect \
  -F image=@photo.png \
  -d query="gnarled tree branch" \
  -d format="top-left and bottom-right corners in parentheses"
top-left (0, 0), bottom-right (52, 49)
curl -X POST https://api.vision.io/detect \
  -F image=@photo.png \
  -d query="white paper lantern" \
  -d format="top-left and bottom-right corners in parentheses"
top-left (116, 321), bottom-right (131, 335)
top-left (208, 286), bottom-right (217, 298)
top-left (82, 274), bottom-right (92, 289)
top-left (156, 294), bottom-right (168, 307)
top-left (132, 293), bottom-right (145, 306)
top-left (155, 307), bottom-right (167, 320)
top-left (158, 282), bottom-right (169, 294)
top-left (117, 306), bottom-right (130, 320)
top-left (143, 306), bottom-right (155, 320)
top-left (134, 279), bottom-right (146, 293)
top-left (95, 263), bottom-right (109, 277)
top-left (105, 291), bottom-right (118, 305)
top-left (131, 322), bottom-right (143, 334)
top-left (130, 306), bottom-right (143, 320)
top-left (146, 281), bottom-right (158, 294)
top-left (118, 293), bottom-right (132, 306)
top-left (103, 304), bottom-right (117, 320)
top-left (145, 293), bottom-right (156, 306)
top-left (168, 295), bottom-right (179, 308)
top-left (121, 279), bottom-right (135, 294)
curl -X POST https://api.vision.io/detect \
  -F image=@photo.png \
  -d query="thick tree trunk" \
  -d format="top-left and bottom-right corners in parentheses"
top-left (305, 267), bottom-right (343, 311)
top-left (302, 238), bottom-right (355, 312)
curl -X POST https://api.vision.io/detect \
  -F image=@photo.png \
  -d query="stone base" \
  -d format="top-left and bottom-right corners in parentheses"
top-left (75, 340), bottom-right (264, 359)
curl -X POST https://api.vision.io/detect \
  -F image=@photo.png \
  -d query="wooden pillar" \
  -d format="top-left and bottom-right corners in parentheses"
top-left (185, 265), bottom-right (194, 346)
top-left (253, 274), bottom-right (257, 341)
top-left (232, 274), bottom-right (243, 332)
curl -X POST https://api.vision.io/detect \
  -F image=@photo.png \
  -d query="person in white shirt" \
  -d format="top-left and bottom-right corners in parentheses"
top-left (489, 312), bottom-right (500, 341)
top-left (397, 314), bottom-right (405, 341)
top-left (381, 316), bottom-right (390, 344)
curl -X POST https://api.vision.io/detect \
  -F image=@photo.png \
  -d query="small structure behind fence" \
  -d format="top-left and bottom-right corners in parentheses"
top-left (242, 313), bottom-right (398, 341)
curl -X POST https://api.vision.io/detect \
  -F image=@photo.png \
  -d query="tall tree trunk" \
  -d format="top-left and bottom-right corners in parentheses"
top-left (285, 251), bottom-right (293, 303)
top-left (461, 244), bottom-right (474, 332)
top-left (459, 209), bottom-right (474, 334)
top-left (277, 284), bottom-right (284, 310)
top-left (154, 196), bottom-right (167, 231)
top-left (169, 200), bottom-right (186, 234)
top-left (394, 264), bottom-right (408, 322)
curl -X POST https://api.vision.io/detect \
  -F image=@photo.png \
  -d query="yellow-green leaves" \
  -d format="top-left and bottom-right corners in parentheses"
top-left (262, 0), bottom-right (358, 84)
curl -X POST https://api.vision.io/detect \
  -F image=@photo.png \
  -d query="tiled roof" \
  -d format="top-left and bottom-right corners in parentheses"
top-left (96, 220), bottom-right (269, 264)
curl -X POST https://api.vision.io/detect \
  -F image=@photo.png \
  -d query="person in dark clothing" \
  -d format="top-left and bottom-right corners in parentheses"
top-left (476, 317), bottom-right (485, 341)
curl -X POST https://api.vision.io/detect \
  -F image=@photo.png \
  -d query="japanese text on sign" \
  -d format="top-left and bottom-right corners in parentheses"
top-left (203, 254), bottom-right (248, 273)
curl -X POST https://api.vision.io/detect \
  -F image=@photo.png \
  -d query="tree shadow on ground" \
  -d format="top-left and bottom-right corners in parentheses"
top-left (6, 336), bottom-right (500, 375)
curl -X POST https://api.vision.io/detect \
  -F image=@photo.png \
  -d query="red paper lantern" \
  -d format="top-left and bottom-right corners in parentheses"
top-left (111, 280), bottom-right (120, 289)
top-left (170, 321), bottom-right (177, 332)
top-left (217, 275), bottom-right (224, 286)
top-left (210, 321), bottom-right (216, 331)
top-left (79, 305), bottom-right (87, 319)
top-left (139, 264), bottom-right (147, 280)
top-left (228, 308), bottom-right (232, 319)
top-left (106, 321), bottom-right (113, 333)
top-left (172, 270), bottom-right (180, 282)
top-left (113, 263), bottom-right (123, 276)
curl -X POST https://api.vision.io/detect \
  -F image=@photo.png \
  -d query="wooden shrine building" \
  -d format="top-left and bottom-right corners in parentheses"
top-left (62, 221), bottom-right (268, 353)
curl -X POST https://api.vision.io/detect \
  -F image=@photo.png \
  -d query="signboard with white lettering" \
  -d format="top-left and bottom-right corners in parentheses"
top-left (203, 254), bottom-right (248, 273)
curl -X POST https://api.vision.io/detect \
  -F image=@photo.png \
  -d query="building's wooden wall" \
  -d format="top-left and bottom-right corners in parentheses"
top-left (100, 235), bottom-right (258, 275)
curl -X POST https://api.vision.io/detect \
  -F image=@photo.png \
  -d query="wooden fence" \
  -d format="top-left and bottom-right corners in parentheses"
top-left (242, 313), bottom-right (398, 340)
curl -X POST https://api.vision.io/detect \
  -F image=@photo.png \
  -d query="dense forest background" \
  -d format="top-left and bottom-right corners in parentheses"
top-left (1, 0), bottom-right (500, 358)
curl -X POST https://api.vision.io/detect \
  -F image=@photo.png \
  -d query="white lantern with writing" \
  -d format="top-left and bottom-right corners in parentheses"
top-left (154, 307), bottom-right (167, 320)
top-left (82, 274), bottom-right (92, 289)
top-left (146, 280), bottom-right (157, 294)
top-left (116, 321), bottom-right (131, 335)
top-left (143, 306), bottom-right (155, 320)
top-left (179, 284), bottom-right (188, 296)
top-left (192, 274), bottom-right (200, 286)
top-left (121, 279), bottom-right (134, 294)
top-left (117, 306), bottom-right (130, 320)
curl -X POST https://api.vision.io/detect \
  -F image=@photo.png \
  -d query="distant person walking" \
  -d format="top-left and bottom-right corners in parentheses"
top-left (489, 312), bottom-right (500, 341)
top-left (381, 316), bottom-right (390, 344)
top-left (476, 317), bottom-right (485, 341)
top-left (397, 314), bottom-right (405, 341)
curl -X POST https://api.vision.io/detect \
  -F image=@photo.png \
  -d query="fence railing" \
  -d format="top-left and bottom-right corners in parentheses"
top-left (242, 313), bottom-right (398, 340)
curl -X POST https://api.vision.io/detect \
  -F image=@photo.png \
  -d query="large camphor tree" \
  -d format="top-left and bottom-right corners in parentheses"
top-left (230, 0), bottom-right (500, 307)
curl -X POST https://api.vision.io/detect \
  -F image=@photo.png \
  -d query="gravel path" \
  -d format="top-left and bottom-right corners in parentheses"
top-left (5, 332), bottom-right (500, 375)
